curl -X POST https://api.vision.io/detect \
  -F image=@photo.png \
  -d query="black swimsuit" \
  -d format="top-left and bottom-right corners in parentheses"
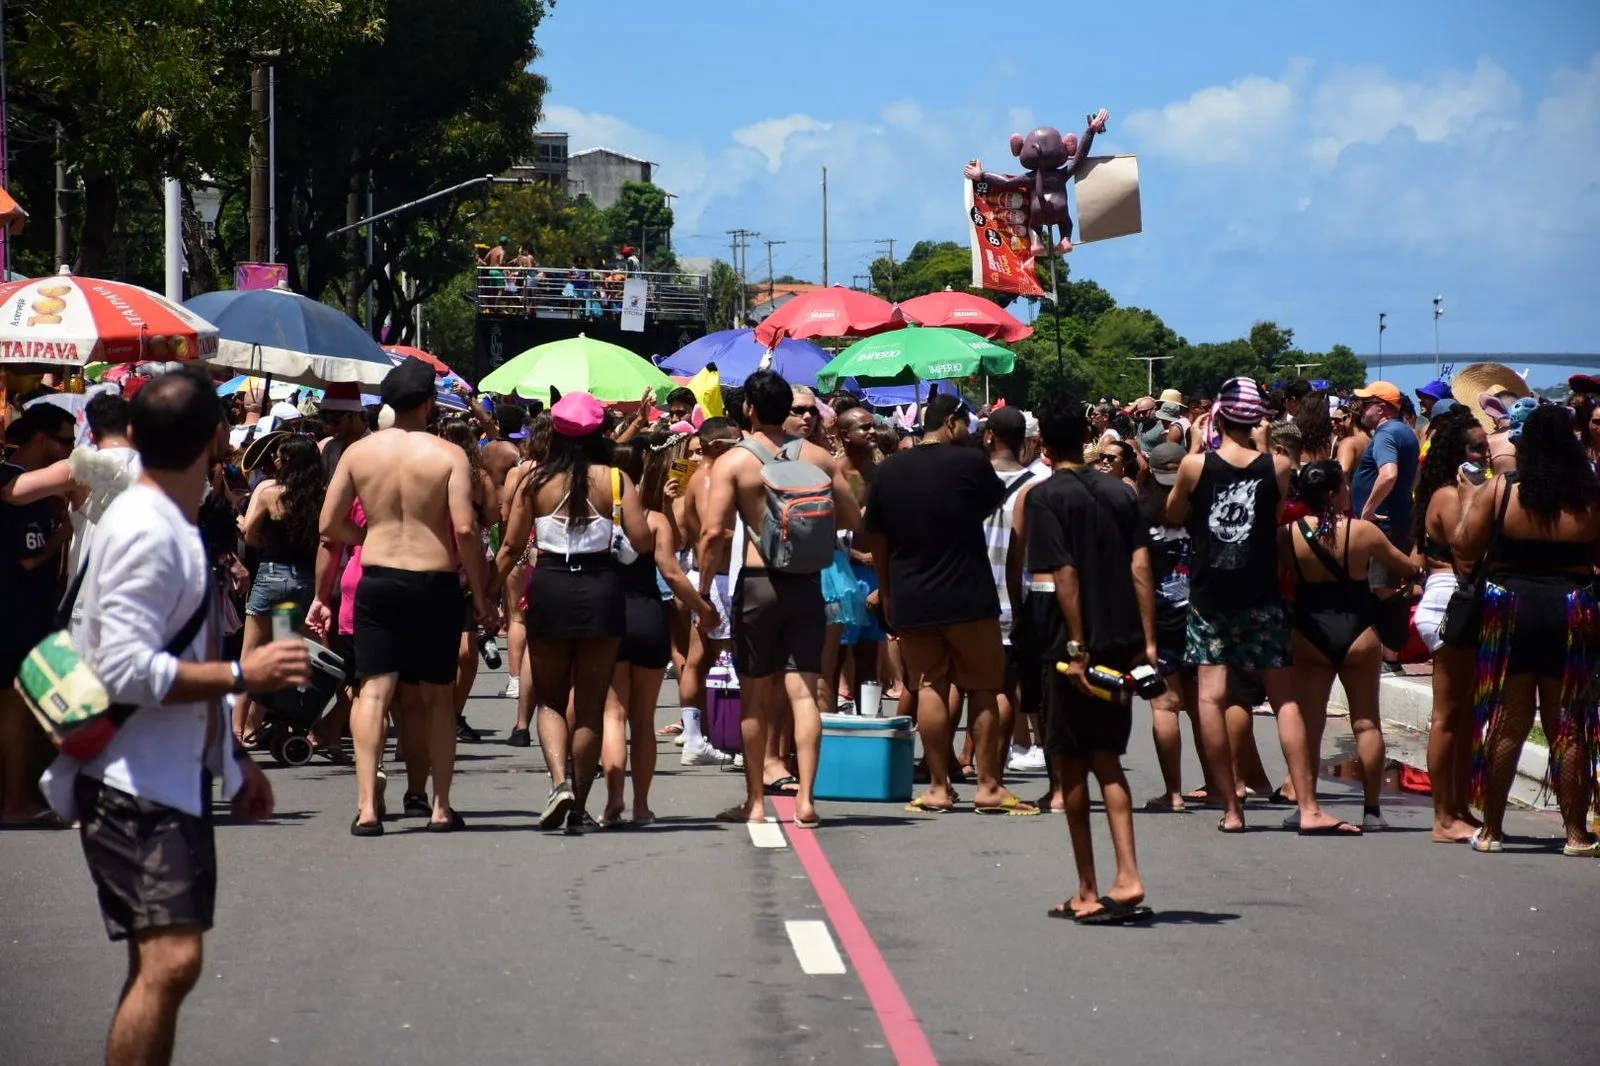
top-left (1289, 518), bottom-right (1378, 668)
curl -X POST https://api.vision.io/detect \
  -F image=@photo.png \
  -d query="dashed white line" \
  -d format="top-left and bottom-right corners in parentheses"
top-left (785, 920), bottom-right (847, 975)
top-left (747, 819), bottom-right (788, 849)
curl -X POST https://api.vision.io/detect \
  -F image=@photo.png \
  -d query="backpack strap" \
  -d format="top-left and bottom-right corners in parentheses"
top-left (777, 437), bottom-right (806, 462)
top-left (999, 469), bottom-right (1035, 507)
top-left (610, 467), bottom-right (623, 527)
top-left (735, 438), bottom-right (776, 463)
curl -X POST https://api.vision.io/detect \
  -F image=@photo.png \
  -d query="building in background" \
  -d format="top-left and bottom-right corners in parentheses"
top-left (505, 130), bottom-right (570, 187)
top-left (567, 147), bottom-right (654, 209)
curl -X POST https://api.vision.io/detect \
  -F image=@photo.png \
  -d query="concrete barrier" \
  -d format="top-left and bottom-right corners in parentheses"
top-left (1328, 672), bottom-right (1553, 810)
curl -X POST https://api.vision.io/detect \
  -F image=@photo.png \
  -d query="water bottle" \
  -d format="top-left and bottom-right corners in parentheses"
top-left (478, 627), bottom-right (502, 670)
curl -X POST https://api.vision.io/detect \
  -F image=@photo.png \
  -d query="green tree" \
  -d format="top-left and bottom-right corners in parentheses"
top-left (479, 182), bottom-right (611, 268)
top-left (1090, 306), bottom-right (1185, 396)
top-left (1165, 339), bottom-right (1267, 400)
top-left (866, 240), bottom-right (1012, 305)
top-left (604, 181), bottom-right (675, 270)
top-left (1248, 320), bottom-right (1295, 365)
top-left (707, 260), bottom-right (753, 331)
top-left (419, 271), bottom-right (479, 375)
top-left (1312, 343), bottom-right (1368, 391)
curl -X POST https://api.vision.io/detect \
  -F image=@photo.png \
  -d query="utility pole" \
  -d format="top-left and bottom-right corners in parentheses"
top-left (249, 63), bottom-right (269, 263)
top-left (54, 125), bottom-right (69, 269)
top-left (1129, 355), bottom-right (1174, 396)
top-left (1431, 296), bottom-right (1444, 377)
top-left (726, 228), bottom-right (758, 325)
top-left (821, 165), bottom-right (829, 287)
top-left (874, 237), bottom-right (896, 300)
top-left (763, 238), bottom-right (785, 305)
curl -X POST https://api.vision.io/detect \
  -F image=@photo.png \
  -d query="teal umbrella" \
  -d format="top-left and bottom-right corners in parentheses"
top-left (815, 326), bottom-right (1014, 393)
top-left (478, 332), bottom-right (677, 402)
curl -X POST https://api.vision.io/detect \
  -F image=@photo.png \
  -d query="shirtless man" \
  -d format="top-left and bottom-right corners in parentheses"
top-left (675, 416), bottom-right (742, 765)
top-left (481, 405), bottom-right (525, 494)
top-left (309, 358), bottom-right (493, 836)
top-left (317, 383), bottom-right (369, 478)
top-left (697, 370), bottom-right (862, 828)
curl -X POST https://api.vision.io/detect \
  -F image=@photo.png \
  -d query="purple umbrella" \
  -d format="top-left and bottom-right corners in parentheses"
top-left (658, 329), bottom-right (833, 387)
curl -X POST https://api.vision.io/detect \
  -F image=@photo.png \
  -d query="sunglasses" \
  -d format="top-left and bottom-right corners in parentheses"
top-left (791, 405), bottom-right (818, 418)
top-left (51, 433), bottom-right (76, 446)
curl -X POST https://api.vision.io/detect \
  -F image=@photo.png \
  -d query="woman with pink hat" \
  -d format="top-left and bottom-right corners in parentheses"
top-left (492, 392), bottom-right (652, 833)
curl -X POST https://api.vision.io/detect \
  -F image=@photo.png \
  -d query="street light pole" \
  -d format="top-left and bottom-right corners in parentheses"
top-left (1431, 296), bottom-right (1444, 377)
top-left (1377, 312), bottom-right (1386, 377)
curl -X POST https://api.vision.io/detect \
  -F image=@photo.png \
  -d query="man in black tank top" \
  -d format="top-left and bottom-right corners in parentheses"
top-left (1165, 378), bottom-right (1362, 836)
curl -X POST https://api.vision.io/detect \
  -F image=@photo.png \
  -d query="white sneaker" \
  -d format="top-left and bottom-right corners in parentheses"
top-left (681, 741), bottom-right (734, 767)
top-left (502, 677), bottom-right (520, 700)
top-left (732, 752), bottom-right (746, 770)
top-left (1007, 745), bottom-right (1047, 773)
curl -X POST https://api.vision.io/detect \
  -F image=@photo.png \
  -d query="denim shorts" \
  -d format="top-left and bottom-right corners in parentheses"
top-left (246, 562), bottom-right (314, 619)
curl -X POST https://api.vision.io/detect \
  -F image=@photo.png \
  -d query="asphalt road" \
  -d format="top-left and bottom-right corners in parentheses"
top-left (2, 667), bottom-right (1596, 1066)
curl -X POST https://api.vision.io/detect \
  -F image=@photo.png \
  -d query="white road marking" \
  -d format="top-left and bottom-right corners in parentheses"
top-left (747, 819), bottom-right (787, 849)
top-left (785, 920), bottom-right (847, 975)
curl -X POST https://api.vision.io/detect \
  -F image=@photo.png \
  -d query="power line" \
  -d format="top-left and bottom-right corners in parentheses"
top-left (763, 238), bottom-right (786, 305)
top-left (873, 238), bottom-right (895, 300)
top-left (726, 228), bottom-right (759, 325)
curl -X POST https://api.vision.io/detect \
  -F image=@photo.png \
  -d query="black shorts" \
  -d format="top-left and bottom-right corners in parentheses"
top-left (526, 554), bottom-right (625, 640)
top-left (1043, 643), bottom-right (1139, 760)
top-left (74, 773), bottom-right (216, 942)
top-left (1004, 638), bottom-right (1042, 716)
top-left (619, 593), bottom-right (672, 669)
top-left (732, 568), bottom-right (825, 678)
top-left (353, 566), bottom-right (461, 685)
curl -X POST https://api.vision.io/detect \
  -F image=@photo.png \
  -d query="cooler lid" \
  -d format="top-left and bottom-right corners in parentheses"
top-left (821, 713), bottom-right (912, 731)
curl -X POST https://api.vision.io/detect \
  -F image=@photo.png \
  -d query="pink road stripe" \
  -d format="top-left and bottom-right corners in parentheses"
top-left (771, 796), bottom-right (939, 1066)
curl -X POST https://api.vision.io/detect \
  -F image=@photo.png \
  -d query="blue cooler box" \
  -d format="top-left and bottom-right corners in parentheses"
top-left (814, 713), bottom-right (915, 803)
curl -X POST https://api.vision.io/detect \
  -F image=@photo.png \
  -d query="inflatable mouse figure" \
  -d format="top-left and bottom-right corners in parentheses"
top-left (964, 109), bottom-right (1109, 256)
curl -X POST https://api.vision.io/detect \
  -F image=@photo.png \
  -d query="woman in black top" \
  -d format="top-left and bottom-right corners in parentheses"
top-left (1458, 406), bottom-right (1600, 855)
top-left (235, 435), bottom-right (325, 746)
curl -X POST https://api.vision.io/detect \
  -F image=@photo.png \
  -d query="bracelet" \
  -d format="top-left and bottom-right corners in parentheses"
top-left (229, 661), bottom-right (248, 694)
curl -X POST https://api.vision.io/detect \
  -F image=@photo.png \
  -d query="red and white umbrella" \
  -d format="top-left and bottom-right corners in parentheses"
top-left (0, 268), bottom-right (219, 367)
top-left (899, 290), bottom-right (1033, 343)
top-left (753, 285), bottom-right (905, 348)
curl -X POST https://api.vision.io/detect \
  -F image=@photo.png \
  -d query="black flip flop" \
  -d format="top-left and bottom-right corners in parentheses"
top-left (1216, 818), bottom-right (1248, 834)
top-left (426, 810), bottom-right (466, 833)
top-left (1298, 820), bottom-right (1363, 837)
top-left (1074, 896), bottom-right (1154, 926)
top-left (403, 792), bottom-right (431, 818)
top-left (764, 776), bottom-right (800, 796)
top-left (350, 817), bottom-right (383, 838)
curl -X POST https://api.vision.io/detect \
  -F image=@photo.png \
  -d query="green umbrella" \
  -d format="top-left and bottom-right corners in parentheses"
top-left (478, 332), bottom-right (677, 403)
top-left (815, 326), bottom-right (1015, 393)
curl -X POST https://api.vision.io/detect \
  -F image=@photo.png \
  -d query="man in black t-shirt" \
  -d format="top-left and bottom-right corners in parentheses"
top-left (1, 404), bottom-right (77, 824)
top-left (1015, 392), bottom-right (1156, 923)
top-left (863, 394), bottom-right (1036, 815)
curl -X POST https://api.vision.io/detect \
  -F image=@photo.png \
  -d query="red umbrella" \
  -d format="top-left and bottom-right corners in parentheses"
top-left (0, 268), bottom-right (219, 367)
top-left (382, 344), bottom-right (453, 377)
top-left (754, 285), bottom-right (904, 348)
top-left (899, 290), bottom-right (1033, 343)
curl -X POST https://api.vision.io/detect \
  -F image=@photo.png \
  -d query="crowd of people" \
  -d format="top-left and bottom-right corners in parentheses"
top-left (475, 236), bottom-right (645, 316)
top-left (4, 353), bottom-right (1599, 1062)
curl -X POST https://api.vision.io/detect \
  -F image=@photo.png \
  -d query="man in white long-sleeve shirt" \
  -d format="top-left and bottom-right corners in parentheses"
top-left (41, 367), bottom-right (309, 1066)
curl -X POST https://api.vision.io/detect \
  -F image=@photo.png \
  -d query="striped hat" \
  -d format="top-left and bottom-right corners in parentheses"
top-left (1216, 376), bottom-right (1266, 425)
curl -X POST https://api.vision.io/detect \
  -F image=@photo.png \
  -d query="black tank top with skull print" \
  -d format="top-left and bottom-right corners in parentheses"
top-left (1186, 451), bottom-right (1282, 612)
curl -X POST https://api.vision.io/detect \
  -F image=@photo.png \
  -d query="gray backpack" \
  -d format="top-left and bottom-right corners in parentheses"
top-left (737, 437), bottom-right (837, 574)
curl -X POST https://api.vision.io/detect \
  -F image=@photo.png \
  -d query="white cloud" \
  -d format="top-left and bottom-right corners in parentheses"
top-left (1307, 57), bottom-right (1522, 163)
top-left (1124, 75), bottom-right (1297, 163)
top-left (731, 114), bottom-right (832, 172)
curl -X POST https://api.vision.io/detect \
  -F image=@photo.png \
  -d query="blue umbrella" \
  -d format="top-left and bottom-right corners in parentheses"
top-left (858, 379), bottom-right (976, 410)
top-left (658, 329), bottom-right (834, 387)
top-left (186, 287), bottom-right (394, 388)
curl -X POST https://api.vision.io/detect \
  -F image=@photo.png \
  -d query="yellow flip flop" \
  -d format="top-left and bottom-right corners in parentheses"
top-left (974, 795), bottom-right (1041, 817)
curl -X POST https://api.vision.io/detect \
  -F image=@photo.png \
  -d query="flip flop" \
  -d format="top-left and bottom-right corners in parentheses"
top-left (792, 814), bottom-right (821, 829)
top-left (1298, 820), bottom-right (1363, 837)
top-left (974, 796), bottom-right (1041, 817)
top-left (1469, 830), bottom-right (1503, 853)
top-left (349, 816), bottom-right (383, 838)
top-left (1216, 818), bottom-right (1248, 834)
top-left (1073, 896), bottom-right (1154, 926)
top-left (764, 776), bottom-right (800, 796)
top-left (631, 814), bottom-right (656, 828)
top-left (1142, 798), bottom-right (1188, 812)
top-left (905, 796), bottom-right (953, 815)
top-left (715, 805), bottom-right (763, 824)
top-left (656, 722), bottom-right (683, 736)
top-left (425, 810), bottom-right (466, 833)
top-left (597, 810), bottom-right (625, 829)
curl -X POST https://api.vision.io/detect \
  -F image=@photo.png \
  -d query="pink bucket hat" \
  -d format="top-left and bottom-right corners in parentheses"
top-left (552, 391), bottom-right (605, 437)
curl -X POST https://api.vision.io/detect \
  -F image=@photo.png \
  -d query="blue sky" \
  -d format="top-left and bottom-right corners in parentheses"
top-left (534, 0), bottom-right (1599, 391)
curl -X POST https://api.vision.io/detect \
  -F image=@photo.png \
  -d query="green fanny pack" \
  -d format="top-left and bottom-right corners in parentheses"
top-left (15, 556), bottom-right (210, 762)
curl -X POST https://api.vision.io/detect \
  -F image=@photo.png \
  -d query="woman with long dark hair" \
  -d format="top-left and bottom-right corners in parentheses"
top-left (492, 393), bottom-right (651, 833)
top-left (1293, 393), bottom-right (1335, 463)
top-left (1279, 460), bottom-right (1419, 830)
top-left (234, 434), bottom-right (327, 746)
top-left (1411, 407), bottom-right (1489, 842)
top-left (500, 412), bottom-right (553, 746)
top-left (598, 439), bottom-right (719, 826)
top-left (1572, 395), bottom-right (1600, 467)
top-left (1458, 405), bottom-right (1600, 855)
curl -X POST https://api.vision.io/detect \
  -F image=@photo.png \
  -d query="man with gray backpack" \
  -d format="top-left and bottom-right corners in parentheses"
top-left (697, 369), bottom-right (861, 829)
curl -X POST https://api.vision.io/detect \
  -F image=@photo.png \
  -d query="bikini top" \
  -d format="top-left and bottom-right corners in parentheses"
top-left (1418, 530), bottom-right (1453, 563)
top-left (1290, 518), bottom-right (1361, 588)
top-left (533, 487), bottom-right (612, 556)
top-left (1497, 535), bottom-right (1592, 570)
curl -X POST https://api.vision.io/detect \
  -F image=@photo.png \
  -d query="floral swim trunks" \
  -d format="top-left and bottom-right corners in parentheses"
top-left (1184, 602), bottom-right (1292, 671)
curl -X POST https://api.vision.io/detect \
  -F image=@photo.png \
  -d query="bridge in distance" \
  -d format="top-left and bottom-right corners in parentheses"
top-left (1353, 352), bottom-right (1597, 369)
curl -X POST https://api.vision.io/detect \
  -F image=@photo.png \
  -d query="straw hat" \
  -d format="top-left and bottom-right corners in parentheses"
top-left (1451, 362), bottom-right (1532, 430)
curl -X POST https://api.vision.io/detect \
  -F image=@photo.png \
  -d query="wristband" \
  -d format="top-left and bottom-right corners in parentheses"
top-left (229, 661), bottom-right (248, 694)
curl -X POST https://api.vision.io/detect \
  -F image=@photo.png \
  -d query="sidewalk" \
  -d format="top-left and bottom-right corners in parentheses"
top-left (1328, 663), bottom-right (1555, 810)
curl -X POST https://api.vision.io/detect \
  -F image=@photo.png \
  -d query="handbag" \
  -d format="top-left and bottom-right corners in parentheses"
top-left (608, 467), bottom-right (640, 564)
top-left (1439, 477), bottom-right (1513, 649)
top-left (14, 557), bottom-right (211, 761)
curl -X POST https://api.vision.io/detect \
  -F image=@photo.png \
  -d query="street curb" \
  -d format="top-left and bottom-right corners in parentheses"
top-left (1328, 673), bottom-right (1552, 810)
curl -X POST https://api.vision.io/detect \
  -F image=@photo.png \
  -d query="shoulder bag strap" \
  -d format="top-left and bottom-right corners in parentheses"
top-left (55, 555), bottom-right (92, 630)
top-left (1466, 475), bottom-right (1516, 593)
top-left (105, 567), bottom-right (215, 729)
top-left (1299, 518), bottom-right (1351, 583)
top-left (999, 469), bottom-right (1035, 507)
top-left (611, 467), bottom-right (623, 527)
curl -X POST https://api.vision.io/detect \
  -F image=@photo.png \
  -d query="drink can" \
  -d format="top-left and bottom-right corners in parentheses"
top-left (271, 602), bottom-right (298, 643)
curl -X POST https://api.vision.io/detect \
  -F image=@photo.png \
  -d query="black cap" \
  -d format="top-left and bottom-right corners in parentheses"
top-left (924, 393), bottom-right (968, 430)
top-left (380, 356), bottom-right (436, 413)
top-left (985, 406), bottom-right (1025, 439)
